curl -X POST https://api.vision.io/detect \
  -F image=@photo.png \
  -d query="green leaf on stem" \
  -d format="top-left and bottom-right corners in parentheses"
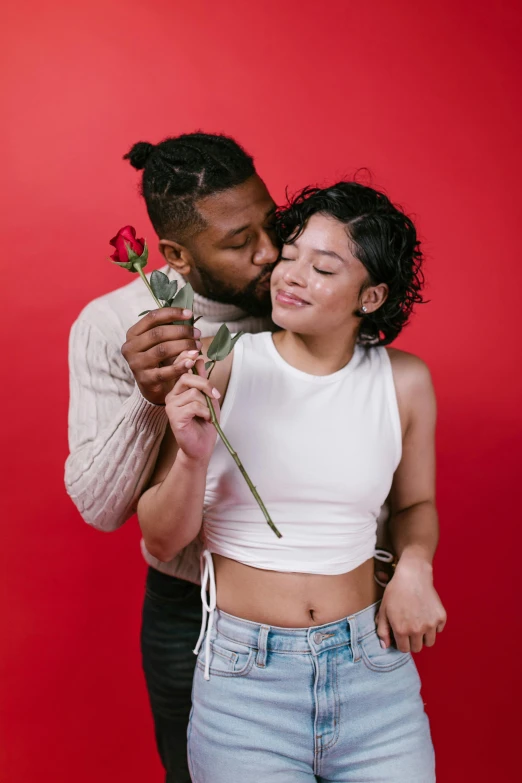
top-left (205, 361), bottom-right (215, 372)
top-left (166, 279), bottom-right (179, 300)
top-left (150, 270), bottom-right (171, 300)
top-left (169, 282), bottom-right (195, 324)
top-left (207, 324), bottom-right (244, 361)
top-left (138, 310), bottom-right (152, 317)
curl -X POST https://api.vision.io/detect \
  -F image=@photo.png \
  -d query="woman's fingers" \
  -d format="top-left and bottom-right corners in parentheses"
top-left (172, 349), bottom-right (201, 371)
top-left (195, 356), bottom-right (208, 377)
top-left (169, 371), bottom-right (221, 402)
top-left (376, 609), bottom-right (392, 650)
top-left (422, 628), bottom-right (438, 648)
top-left (167, 386), bottom-right (207, 409)
top-left (175, 400), bottom-right (212, 423)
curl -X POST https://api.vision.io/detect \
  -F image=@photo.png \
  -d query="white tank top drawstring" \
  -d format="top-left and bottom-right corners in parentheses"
top-left (193, 549), bottom-right (217, 681)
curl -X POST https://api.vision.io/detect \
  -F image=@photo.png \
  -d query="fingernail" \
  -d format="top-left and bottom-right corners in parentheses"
top-left (188, 350), bottom-right (199, 356)
top-left (212, 388), bottom-right (221, 399)
top-left (196, 340), bottom-right (202, 349)
top-left (184, 360), bottom-right (195, 368)
top-left (183, 309), bottom-right (192, 317)
top-left (380, 640), bottom-right (387, 649)
top-left (194, 328), bottom-right (201, 338)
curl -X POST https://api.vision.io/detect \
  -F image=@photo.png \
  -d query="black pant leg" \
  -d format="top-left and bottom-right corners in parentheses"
top-left (141, 567), bottom-right (202, 783)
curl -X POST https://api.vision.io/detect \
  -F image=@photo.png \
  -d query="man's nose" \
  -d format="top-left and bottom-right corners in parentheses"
top-left (253, 233), bottom-right (280, 266)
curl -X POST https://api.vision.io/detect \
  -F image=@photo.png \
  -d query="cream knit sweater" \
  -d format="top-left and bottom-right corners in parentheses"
top-left (65, 266), bottom-right (273, 585)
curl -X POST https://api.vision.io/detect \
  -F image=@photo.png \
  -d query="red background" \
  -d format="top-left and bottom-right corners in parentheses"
top-left (2, 1), bottom-right (521, 780)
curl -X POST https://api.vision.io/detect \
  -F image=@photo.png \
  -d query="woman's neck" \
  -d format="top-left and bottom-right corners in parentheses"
top-left (273, 329), bottom-right (359, 376)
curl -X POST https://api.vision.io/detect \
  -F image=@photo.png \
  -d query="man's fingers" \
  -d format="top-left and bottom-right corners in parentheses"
top-left (376, 610), bottom-right (392, 649)
top-left (124, 325), bottom-right (200, 357)
top-left (130, 340), bottom-right (200, 371)
top-left (128, 308), bottom-right (194, 337)
top-left (139, 363), bottom-right (191, 389)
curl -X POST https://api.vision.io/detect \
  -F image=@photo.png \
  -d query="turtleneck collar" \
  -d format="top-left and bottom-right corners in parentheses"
top-left (165, 266), bottom-right (262, 323)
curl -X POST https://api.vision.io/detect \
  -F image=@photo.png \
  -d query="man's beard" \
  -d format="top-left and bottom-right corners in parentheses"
top-left (197, 265), bottom-right (274, 318)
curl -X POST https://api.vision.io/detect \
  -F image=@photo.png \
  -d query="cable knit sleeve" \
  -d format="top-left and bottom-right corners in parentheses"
top-left (64, 311), bottom-right (168, 531)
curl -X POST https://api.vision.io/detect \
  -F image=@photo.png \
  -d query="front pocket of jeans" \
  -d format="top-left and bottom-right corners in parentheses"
top-left (360, 630), bottom-right (412, 672)
top-left (196, 636), bottom-right (255, 678)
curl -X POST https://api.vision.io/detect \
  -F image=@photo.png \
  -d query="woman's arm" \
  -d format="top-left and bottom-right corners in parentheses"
top-left (137, 344), bottom-right (233, 562)
top-left (377, 349), bottom-right (447, 653)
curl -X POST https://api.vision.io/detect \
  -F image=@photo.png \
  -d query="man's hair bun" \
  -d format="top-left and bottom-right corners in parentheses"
top-left (123, 141), bottom-right (155, 170)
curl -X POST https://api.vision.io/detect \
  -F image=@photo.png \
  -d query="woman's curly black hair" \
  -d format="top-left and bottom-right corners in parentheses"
top-left (275, 182), bottom-right (425, 346)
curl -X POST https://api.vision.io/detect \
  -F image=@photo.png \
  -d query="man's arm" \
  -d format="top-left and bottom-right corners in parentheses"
top-left (64, 312), bottom-right (169, 531)
top-left (65, 298), bottom-right (200, 531)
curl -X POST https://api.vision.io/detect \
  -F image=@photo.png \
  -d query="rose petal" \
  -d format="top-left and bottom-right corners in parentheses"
top-left (109, 225), bottom-right (144, 262)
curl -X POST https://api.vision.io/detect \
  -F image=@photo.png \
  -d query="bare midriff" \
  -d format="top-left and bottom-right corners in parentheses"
top-left (213, 555), bottom-right (384, 628)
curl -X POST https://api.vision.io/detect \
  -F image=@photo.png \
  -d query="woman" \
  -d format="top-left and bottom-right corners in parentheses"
top-left (138, 181), bottom-right (446, 782)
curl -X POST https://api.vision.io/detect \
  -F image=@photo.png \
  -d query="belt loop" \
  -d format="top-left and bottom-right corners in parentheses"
top-left (256, 625), bottom-right (270, 668)
top-left (347, 616), bottom-right (360, 662)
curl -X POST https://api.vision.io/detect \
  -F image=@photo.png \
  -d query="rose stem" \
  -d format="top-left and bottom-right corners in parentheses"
top-left (137, 268), bottom-right (282, 539)
top-left (203, 392), bottom-right (282, 539)
top-left (135, 265), bottom-right (163, 308)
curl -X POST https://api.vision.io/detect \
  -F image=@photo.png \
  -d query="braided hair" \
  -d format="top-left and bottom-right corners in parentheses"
top-left (276, 182), bottom-right (425, 346)
top-left (124, 132), bottom-right (256, 239)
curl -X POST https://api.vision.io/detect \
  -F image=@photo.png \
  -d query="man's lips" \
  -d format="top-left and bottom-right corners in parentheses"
top-left (257, 275), bottom-right (272, 290)
top-left (275, 290), bottom-right (310, 307)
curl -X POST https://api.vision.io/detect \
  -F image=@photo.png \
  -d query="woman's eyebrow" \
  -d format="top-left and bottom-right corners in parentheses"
top-left (291, 240), bottom-right (347, 264)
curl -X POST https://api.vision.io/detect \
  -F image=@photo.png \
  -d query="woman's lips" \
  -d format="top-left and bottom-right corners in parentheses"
top-left (275, 290), bottom-right (310, 307)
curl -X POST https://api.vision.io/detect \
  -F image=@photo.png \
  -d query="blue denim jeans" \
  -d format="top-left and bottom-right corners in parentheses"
top-left (188, 601), bottom-right (435, 782)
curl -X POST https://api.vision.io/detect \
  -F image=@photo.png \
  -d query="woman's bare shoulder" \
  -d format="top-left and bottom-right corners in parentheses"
top-left (386, 347), bottom-right (433, 391)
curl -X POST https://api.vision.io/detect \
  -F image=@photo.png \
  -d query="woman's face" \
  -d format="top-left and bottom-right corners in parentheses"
top-left (271, 213), bottom-right (377, 336)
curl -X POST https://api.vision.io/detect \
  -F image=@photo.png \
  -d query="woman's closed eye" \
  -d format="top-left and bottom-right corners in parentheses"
top-left (313, 267), bottom-right (334, 276)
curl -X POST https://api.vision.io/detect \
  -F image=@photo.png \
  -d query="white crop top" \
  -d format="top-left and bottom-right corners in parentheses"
top-left (193, 333), bottom-right (402, 677)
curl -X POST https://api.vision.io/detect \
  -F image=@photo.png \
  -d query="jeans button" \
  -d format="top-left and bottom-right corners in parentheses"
top-left (313, 632), bottom-right (323, 644)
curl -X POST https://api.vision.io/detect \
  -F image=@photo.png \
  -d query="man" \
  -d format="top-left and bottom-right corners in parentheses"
top-left (66, 132), bottom-right (279, 783)
top-left (65, 132), bottom-right (393, 782)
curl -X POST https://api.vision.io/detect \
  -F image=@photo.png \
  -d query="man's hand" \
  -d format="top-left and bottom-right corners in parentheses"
top-left (122, 308), bottom-right (202, 405)
top-left (376, 551), bottom-right (447, 653)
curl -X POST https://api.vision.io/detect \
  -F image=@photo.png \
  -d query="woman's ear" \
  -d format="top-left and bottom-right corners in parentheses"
top-left (159, 239), bottom-right (194, 276)
top-left (362, 283), bottom-right (389, 314)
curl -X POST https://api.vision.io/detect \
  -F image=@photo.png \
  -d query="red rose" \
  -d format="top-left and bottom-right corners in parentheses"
top-left (109, 225), bottom-right (145, 264)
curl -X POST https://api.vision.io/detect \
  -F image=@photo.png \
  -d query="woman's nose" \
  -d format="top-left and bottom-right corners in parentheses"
top-left (282, 261), bottom-right (306, 287)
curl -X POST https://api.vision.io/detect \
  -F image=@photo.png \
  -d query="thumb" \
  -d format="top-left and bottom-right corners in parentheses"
top-left (195, 356), bottom-right (207, 377)
top-left (376, 607), bottom-right (392, 649)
